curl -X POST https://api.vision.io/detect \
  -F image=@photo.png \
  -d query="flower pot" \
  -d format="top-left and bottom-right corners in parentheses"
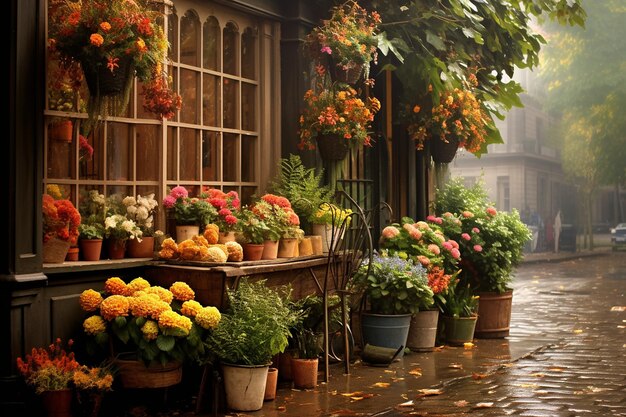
top-left (65, 246), bottom-right (79, 262)
top-left (264, 367), bottom-right (278, 401)
top-left (406, 309), bottom-right (440, 352)
top-left (41, 389), bottom-right (73, 417)
top-left (277, 349), bottom-right (295, 381)
top-left (277, 238), bottom-right (298, 258)
top-left (126, 236), bottom-right (155, 258)
top-left (114, 357), bottom-right (182, 389)
top-left (309, 235), bottom-right (323, 255)
top-left (106, 238), bottom-right (126, 260)
top-left (430, 136), bottom-right (460, 163)
top-left (221, 363), bottom-right (269, 412)
top-left (43, 238), bottom-right (71, 264)
top-left (311, 223), bottom-right (342, 253)
top-left (328, 57), bottom-right (363, 85)
top-left (442, 315), bottom-right (477, 346)
top-left (261, 240), bottom-right (279, 260)
top-left (474, 290), bottom-right (513, 339)
top-left (48, 120), bottom-right (73, 143)
top-left (290, 358), bottom-right (319, 389)
top-left (82, 56), bottom-right (133, 97)
top-left (360, 312), bottom-right (412, 358)
top-left (299, 237), bottom-right (314, 256)
top-left (242, 243), bottom-right (264, 261)
top-left (176, 225), bottom-right (199, 243)
top-left (79, 239), bottom-right (102, 261)
top-left (218, 231), bottom-right (237, 244)
top-left (316, 134), bottom-right (350, 161)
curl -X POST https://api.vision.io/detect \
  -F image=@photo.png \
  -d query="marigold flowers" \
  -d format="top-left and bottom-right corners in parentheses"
top-left (80, 277), bottom-right (221, 364)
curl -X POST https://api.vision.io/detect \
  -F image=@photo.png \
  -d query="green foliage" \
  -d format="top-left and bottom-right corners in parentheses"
top-left (269, 154), bottom-right (334, 228)
top-left (439, 279), bottom-right (479, 318)
top-left (78, 223), bottom-right (104, 240)
top-left (433, 177), bottom-right (531, 293)
top-left (205, 279), bottom-right (299, 366)
top-left (238, 206), bottom-right (271, 244)
top-left (352, 252), bottom-right (434, 314)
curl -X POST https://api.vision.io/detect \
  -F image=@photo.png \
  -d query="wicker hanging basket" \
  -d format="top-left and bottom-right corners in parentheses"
top-left (316, 134), bottom-right (350, 161)
top-left (82, 56), bottom-right (133, 97)
top-left (430, 136), bottom-right (460, 163)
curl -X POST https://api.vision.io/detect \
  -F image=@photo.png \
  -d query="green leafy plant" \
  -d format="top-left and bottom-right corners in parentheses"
top-left (269, 154), bottom-right (334, 231)
top-left (204, 279), bottom-right (299, 366)
top-left (78, 223), bottom-right (104, 240)
top-left (432, 177), bottom-right (531, 293)
top-left (352, 251), bottom-right (434, 315)
top-left (237, 207), bottom-right (270, 244)
top-left (439, 279), bottom-right (479, 318)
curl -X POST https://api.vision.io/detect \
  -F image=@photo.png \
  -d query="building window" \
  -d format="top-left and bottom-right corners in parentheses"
top-left (44, 1), bottom-right (278, 233)
top-left (497, 176), bottom-right (510, 212)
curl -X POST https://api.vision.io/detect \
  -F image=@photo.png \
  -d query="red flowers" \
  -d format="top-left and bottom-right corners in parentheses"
top-left (42, 194), bottom-right (81, 244)
top-left (16, 338), bottom-right (80, 394)
top-left (203, 188), bottom-right (241, 232)
top-left (141, 70), bottom-right (182, 120)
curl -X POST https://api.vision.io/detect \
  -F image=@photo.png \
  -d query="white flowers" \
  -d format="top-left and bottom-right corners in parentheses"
top-left (104, 214), bottom-right (142, 241)
top-left (123, 194), bottom-right (158, 233)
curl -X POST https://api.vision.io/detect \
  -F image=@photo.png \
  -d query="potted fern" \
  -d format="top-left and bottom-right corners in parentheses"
top-left (204, 279), bottom-right (299, 411)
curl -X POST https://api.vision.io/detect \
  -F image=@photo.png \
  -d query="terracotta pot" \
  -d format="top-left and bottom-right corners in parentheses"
top-left (242, 243), bottom-right (264, 261)
top-left (299, 237), bottom-right (313, 256)
top-left (218, 231), bottom-right (237, 244)
top-left (106, 238), bottom-right (126, 260)
top-left (79, 239), bottom-right (102, 261)
top-left (291, 358), bottom-right (319, 389)
top-left (41, 389), bottom-right (73, 417)
top-left (261, 240), bottom-right (279, 260)
top-left (277, 238), bottom-right (298, 258)
top-left (264, 367), bottom-right (278, 401)
top-left (48, 120), bottom-right (73, 143)
top-left (309, 235), bottom-right (323, 255)
top-left (126, 236), bottom-right (155, 258)
top-left (65, 246), bottom-right (79, 262)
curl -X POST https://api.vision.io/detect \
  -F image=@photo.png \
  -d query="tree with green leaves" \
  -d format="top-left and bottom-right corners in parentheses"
top-left (538, 0), bottom-right (626, 247)
top-left (331, 0), bottom-right (587, 155)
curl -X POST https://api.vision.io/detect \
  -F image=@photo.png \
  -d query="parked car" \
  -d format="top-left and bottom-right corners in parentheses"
top-left (610, 223), bottom-right (626, 250)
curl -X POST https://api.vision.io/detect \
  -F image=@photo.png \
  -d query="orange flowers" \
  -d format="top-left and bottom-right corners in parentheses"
top-left (298, 84), bottom-right (380, 151)
top-left (16, 338), bottom-right (80, 394)
top-left (42, 193), bottom-right (81, 245)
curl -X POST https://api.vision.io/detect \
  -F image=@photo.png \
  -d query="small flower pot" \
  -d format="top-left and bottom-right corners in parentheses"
top-left (242, 243), bottom-right (264, 261)
top-left (65, 246), bottom-right (79, 262)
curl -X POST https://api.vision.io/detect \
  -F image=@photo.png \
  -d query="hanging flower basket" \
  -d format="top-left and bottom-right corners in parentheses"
top-left (328, 57), bottom-right (363, 85)
top-left (316, 134), bottom-right (350, 161)
top-left (430, 136), bottom-right (460, 164)
top-left (82, 56), bottom-right (133, 97)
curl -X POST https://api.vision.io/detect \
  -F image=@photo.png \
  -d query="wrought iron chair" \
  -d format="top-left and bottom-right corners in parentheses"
top-left (313, 190), bottom-right (374, 382)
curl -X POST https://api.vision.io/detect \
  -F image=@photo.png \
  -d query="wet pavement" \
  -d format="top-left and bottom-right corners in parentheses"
top-left (107, 247), bottom-right (625, 417)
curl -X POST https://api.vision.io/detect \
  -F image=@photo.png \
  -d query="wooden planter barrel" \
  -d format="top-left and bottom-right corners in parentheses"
top-left (475, 290), bottom-right (513, 338)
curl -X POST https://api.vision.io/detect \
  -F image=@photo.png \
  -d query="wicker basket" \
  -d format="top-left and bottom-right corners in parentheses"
top-left (316, 134), bottom-right (350, 161)
top-left (114, 358), bottom-right (182, 389)
top-left (43, 238), bottom-right (71, 263)
top-left (430, 136), bottom-right (460, 163)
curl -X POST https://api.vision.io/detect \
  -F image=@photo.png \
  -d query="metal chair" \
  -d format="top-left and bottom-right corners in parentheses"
top-left (314, 191), bottom-right (374, 382)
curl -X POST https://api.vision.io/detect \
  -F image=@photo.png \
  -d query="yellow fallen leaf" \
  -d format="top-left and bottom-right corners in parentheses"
top-left (610, 306), bottom-right (626, 311)
top-left (416, 388), bottom-right (443, 396)
top-left (464, 342), bottom-right (475, 350)
top-left (454, 400), bottom-right (469, 407)
top-left (475, 402), bottom-right (494, 408)
top-left (519, 383), bottom-right (539, 388)
top-left (548, 367), bottom-right (565, 372)
top-left (277, 405), bottom-right (286, 411)
top-left (341, 391), bottom-right (364, 397)
top-left (398, 400), bottom-right (414, 407)
top-left (371, 382), bottom-right (390, 388)
top-left (408, 368), bottom-right (422, 376)
top-left (573, 329), bottom-right (584, 334)
top-left (530, 373), bottom-right (545, 378)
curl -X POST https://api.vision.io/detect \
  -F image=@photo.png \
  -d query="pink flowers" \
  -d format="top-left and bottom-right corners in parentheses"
top-left (427, 244), bottom-right (441, 255)
top-left (462, 211), bottom-right (473, 218)
top-left (472, 227), bottom-right (480, 234)
top-left (461, 233), bottom-right (471, 241)
top-left (473, 245), bottom-right (483, 252)
top-left (486, 207), bottom-right (497, 216)
top-left (382, 226), bottom-right (400, 239)
top-left (320, 46), bottom-right (332, 55)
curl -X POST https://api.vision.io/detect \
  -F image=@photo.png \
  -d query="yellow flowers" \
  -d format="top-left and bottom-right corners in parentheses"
top-left (79, 276), bottom-right (221, 364)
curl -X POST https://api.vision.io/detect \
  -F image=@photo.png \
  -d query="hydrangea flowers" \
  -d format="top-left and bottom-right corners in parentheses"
top-left (80, 277), bottom-right (221, 365)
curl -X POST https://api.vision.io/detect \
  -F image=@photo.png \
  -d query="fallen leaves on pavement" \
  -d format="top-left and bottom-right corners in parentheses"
top-left (408, 367), bottom-right (422, 376)
top-left (415, 388), bottom-right (443, 397)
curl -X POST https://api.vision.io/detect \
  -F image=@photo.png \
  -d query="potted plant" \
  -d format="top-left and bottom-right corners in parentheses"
top-left (249, 194), bottom-right (298, 259)
top-left (237, 207), bottom-right (270, 261)
top-left (405, 73), bottom-right (493, 163)
top-left (204, 279), bottom-right (299, 411)
top-left (42, 191), bottom-right (81, 263)
top-left (203, 188), bottom-right (241, 243)
top-left (103, 214), bottom-right (142, 259)
top-left (379, 218), bottom-right (460, 351)
top-left (79, 277), bottom-right (221, 388)
top-left (310, 203), bottom-right (353, 253)
top-left (304, 0), bottom-right (382, 84)
top-left (162, 186), bottom-right (218, 242)
top-left (122, 193), bottom-right (159, 258)
top-left (433, 177), bottom-right (532, 338)
top-left (47, 0), bottom-right (182, 131)
top-left (351, 251), bottom-right (434, 357)
top-left (78, 223), bottom-right (105, 261)
top-left (298, 84), bottom-right (381, 160)
top-left (439, 278), bottom-right (479, 346)
top-left (16, 338), bottom-right (80, 417)
top-left (72, 363), bottom-right (114, 417)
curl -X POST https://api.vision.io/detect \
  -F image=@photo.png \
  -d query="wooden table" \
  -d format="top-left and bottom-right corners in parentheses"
top-left (143, 255), bottom-right (330, 309)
